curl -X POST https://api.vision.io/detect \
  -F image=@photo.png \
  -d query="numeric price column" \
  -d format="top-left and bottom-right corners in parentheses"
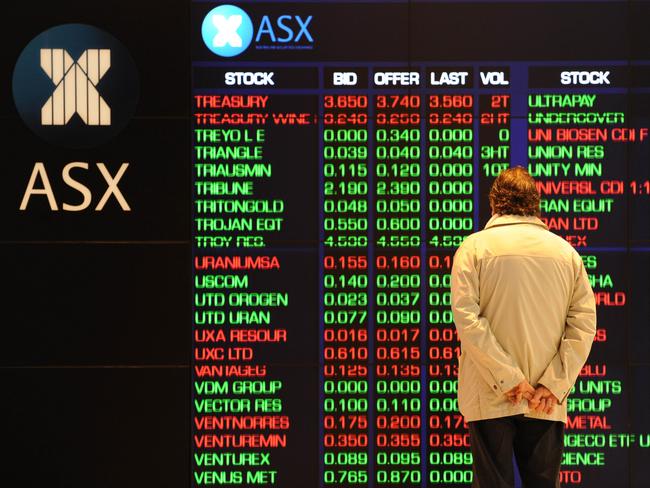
top-left (424, 69), bottom-right (474, 486)
top-left (425, 253), bottom-right (471, 486)
top-left (322, 69), bottom-right (371, 488)
top-left (426, 92), bottom-right (475, 248)
top-left (372, 70), bottom-right (423, 488)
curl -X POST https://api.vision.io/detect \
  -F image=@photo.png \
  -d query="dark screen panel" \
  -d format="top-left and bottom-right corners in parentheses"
top-left (190, 2), bottom-right (650, 488)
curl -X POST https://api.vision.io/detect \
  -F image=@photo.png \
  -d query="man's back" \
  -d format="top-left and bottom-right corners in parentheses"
top-left (452, 214), bottom-right (595, 423)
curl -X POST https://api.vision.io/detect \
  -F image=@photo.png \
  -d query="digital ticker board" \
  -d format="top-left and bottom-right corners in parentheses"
top-left (191, 2), bottom-right (650, 487)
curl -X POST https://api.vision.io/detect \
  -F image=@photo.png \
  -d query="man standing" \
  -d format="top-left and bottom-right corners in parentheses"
top-left (450, 166), bottom-right (597, 487)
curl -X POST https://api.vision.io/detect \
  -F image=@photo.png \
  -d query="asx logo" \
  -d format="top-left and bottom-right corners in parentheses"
top-left (12, 24), bottom-right (138, 212)
top-left (12, 24), bottom-right (139, 147)
top-left (40, 48), bottom-right (112, 126)
top-left (201, 4), bottom-right (314, 57)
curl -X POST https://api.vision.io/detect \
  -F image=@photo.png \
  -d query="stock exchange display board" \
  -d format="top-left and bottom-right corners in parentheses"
top-left (4, 2), bottom-right (650, 488)
top-left (191, 2), bottom-right (650, 488)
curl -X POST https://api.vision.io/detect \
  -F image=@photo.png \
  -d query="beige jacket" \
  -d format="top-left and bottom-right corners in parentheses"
top-left (450, 214), bottom-right (597, 423)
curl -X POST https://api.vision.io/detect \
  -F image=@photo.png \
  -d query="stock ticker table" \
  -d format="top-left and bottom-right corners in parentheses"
top-left (190, 2), bottom-right (650, 487)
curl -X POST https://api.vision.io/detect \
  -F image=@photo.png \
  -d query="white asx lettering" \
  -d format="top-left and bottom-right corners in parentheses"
top-left (20, 162), bottom-right (130, 211)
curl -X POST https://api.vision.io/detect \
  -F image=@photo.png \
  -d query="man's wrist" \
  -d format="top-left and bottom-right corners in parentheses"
top-left (496, 370), bottom-right (526, 395)
top-left (538, 382), bottom-right (565, 404)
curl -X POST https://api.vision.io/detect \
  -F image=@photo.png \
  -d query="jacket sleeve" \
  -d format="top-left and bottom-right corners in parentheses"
top-left (451, 241), bottom-right (526, 395)
top-left (538, 252), bottom-right (597, 404)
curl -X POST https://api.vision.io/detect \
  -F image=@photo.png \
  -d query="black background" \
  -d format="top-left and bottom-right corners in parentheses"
top-left (2, 0), bottom-right (190, 487)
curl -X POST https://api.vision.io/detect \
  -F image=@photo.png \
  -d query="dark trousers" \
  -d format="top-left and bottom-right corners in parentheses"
top-left (468, 415), bottom-right (564, 488)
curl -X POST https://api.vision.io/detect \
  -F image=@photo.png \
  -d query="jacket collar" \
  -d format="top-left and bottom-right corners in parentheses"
top-left (484, 214), bottom-right (549, 230)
